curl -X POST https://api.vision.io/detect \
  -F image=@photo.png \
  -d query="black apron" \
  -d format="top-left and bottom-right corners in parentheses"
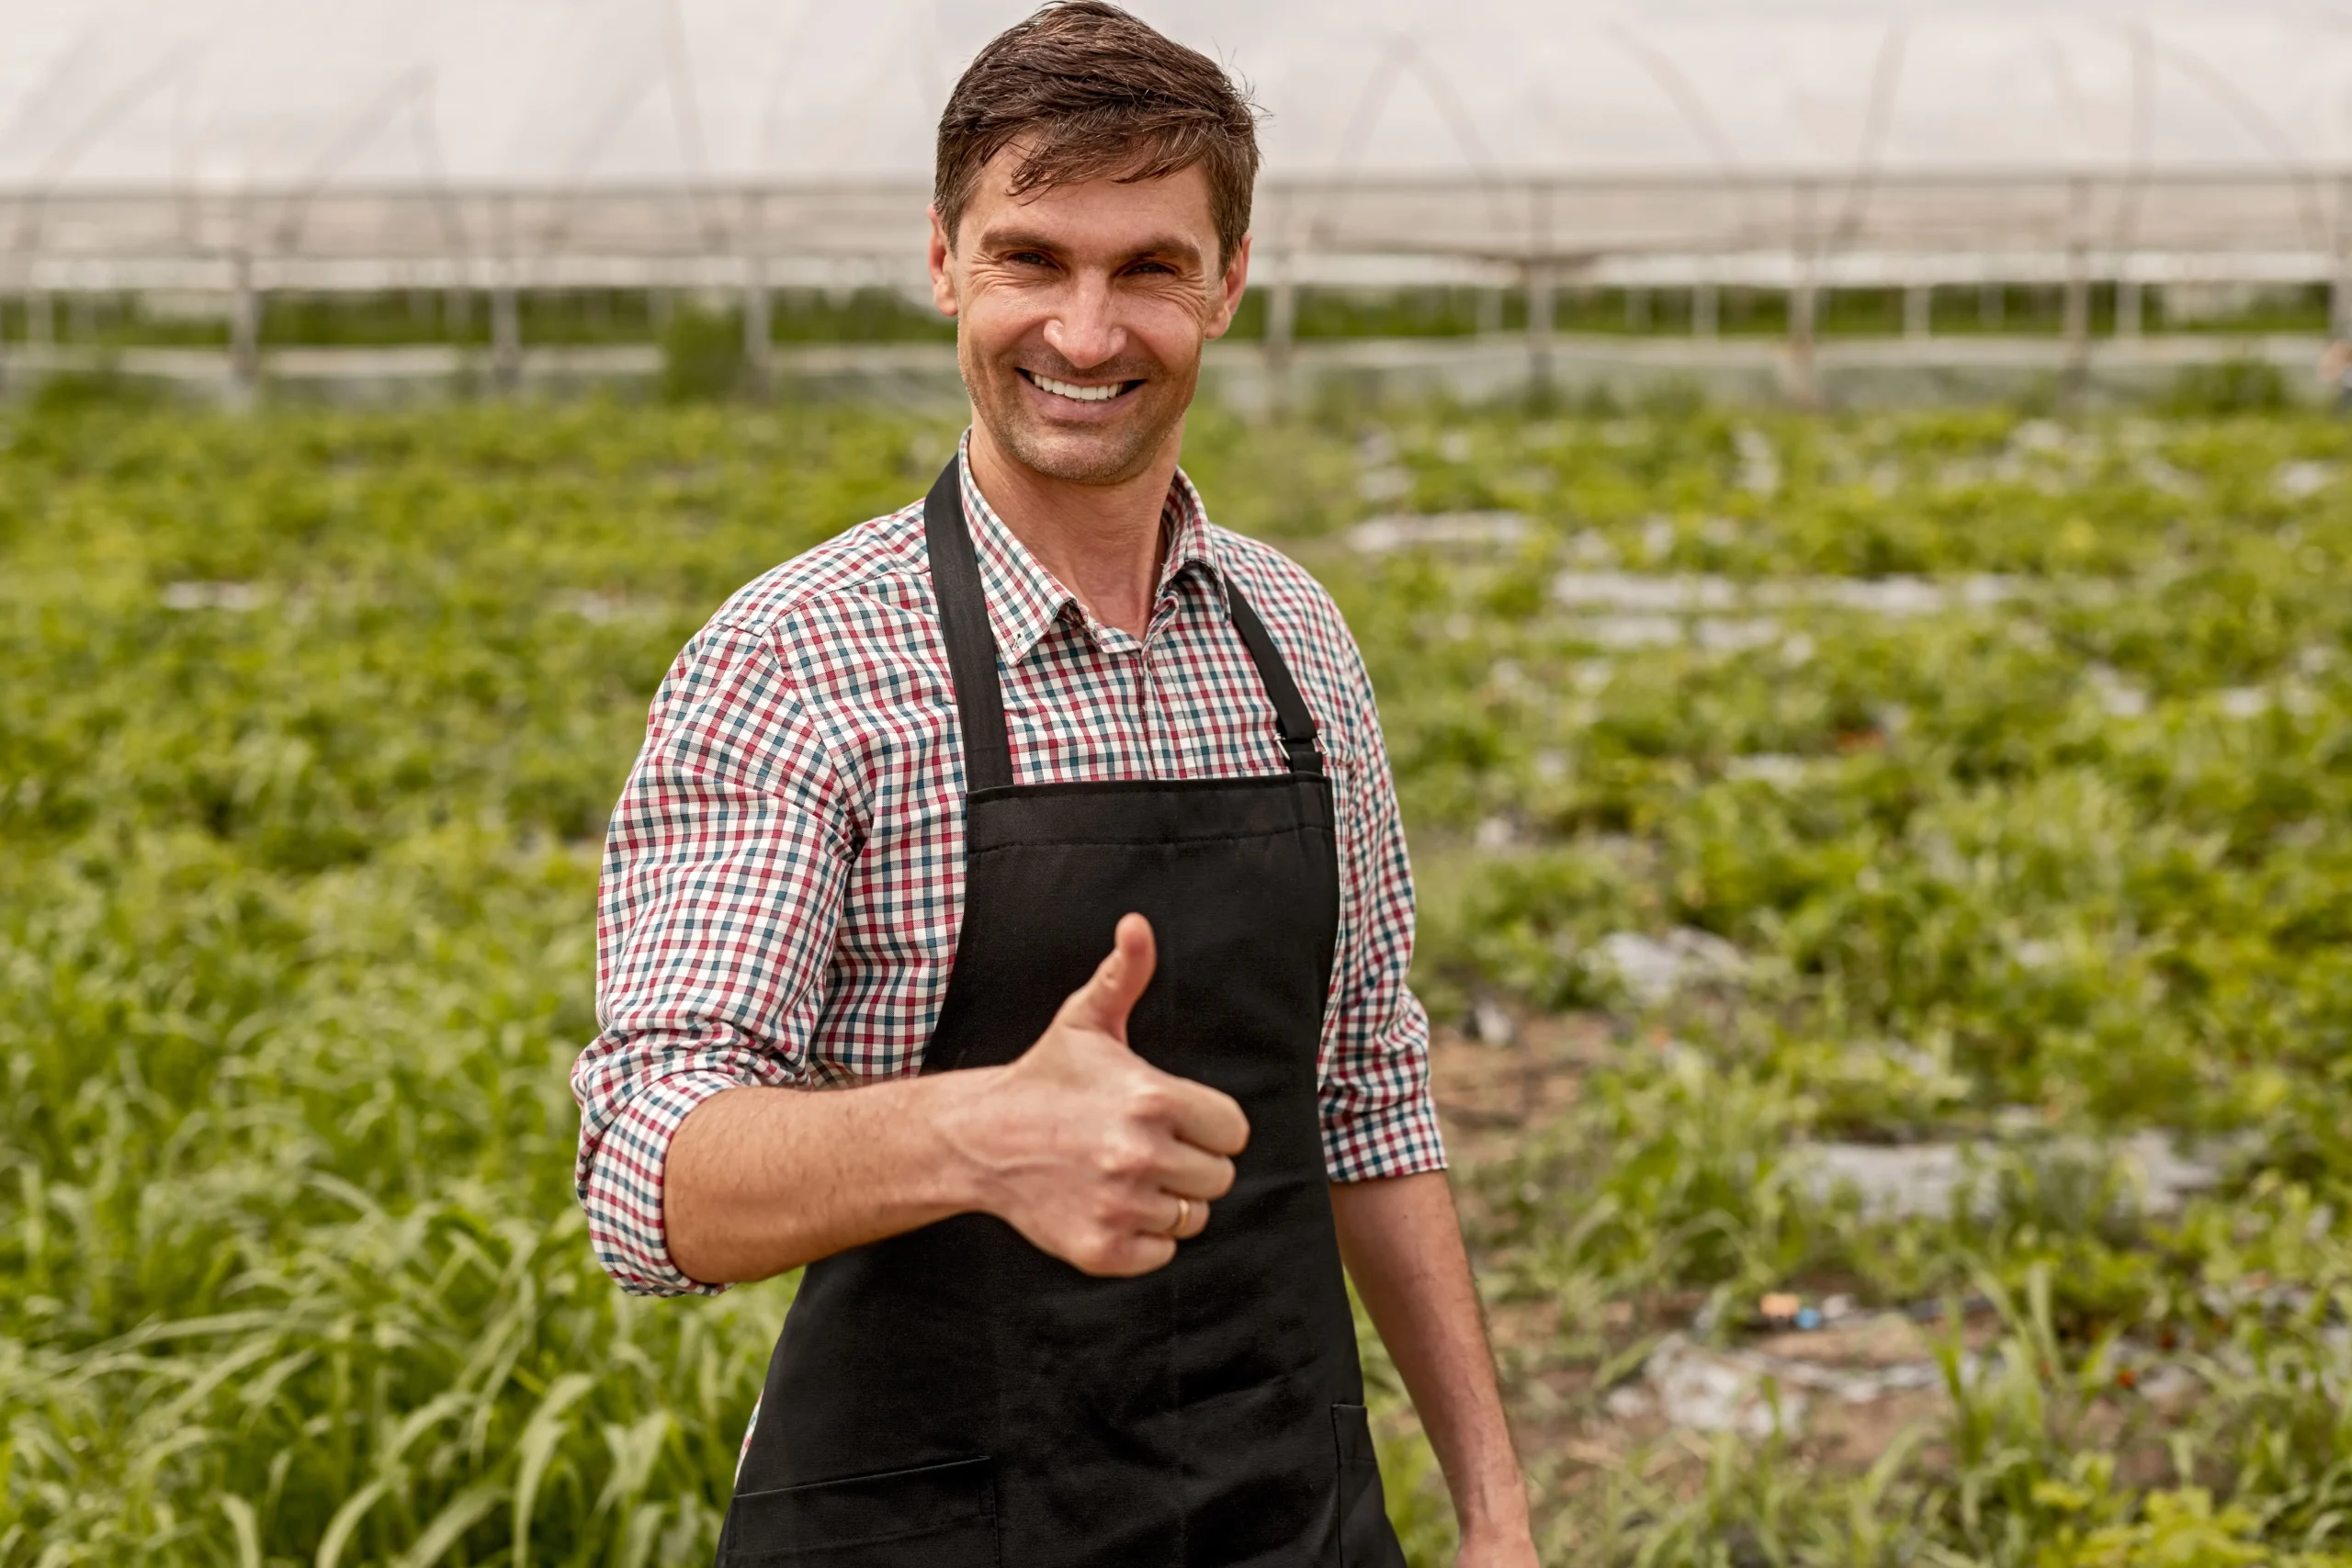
top-left (717, 464), bottom-right (1408, 1568)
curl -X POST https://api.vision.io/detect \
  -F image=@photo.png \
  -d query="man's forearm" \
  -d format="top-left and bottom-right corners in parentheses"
top-left (1330, 1171), bottom-right (1532, 1554)
top-left (661, 916), bottom-right (1250, 1286)
top-left (664, 1077), bottom-right (997, 1284)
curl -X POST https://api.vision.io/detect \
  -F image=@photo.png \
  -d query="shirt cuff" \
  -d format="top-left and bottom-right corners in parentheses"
top-left (1320, 1085), bottom-right (1449, 1184)
top-left (578, 1067), bottom-right (745, 1298)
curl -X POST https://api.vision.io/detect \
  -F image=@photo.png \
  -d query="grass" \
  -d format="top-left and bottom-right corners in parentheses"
top-left (5, 391), bottom-right (2352, 1563)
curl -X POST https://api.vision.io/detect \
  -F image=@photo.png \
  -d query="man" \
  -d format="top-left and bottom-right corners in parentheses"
top-left (573, 6), bottom-right (1537, 1564)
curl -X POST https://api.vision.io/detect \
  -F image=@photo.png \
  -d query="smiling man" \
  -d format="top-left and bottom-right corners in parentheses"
top-left (573, 6), bottom-right (1535, 1565)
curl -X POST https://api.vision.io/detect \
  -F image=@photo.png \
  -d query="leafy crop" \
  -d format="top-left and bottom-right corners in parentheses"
top-left (1329, 405), bottom-right (2352, 1562)
top-left (6, 395), bottom-right (2352, 1565)
top-left (0, 403), bottom-right (950, 1566)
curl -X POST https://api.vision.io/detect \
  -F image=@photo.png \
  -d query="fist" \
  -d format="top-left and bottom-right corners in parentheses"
top-left (951, 914), bottom-right (1250, 1276)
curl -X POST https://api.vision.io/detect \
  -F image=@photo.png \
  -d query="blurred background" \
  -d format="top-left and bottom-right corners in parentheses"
top-left (14, 0), bottom-right (2352, 406)
top-left (10, 5), bottom-right (2352, 1567)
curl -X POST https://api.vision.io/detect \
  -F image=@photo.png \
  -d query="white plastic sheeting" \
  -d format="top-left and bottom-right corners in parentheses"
top-left (9, 0), bottom-right (2352, 282)
top-left (16, 0), bottom-right (2352, 187)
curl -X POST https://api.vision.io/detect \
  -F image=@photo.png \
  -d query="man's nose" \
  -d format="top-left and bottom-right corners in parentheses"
top-left (1042, 276), bottom-right (1125, 369)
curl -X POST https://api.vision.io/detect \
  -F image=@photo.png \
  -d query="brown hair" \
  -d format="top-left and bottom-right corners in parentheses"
top-left (934, 2), bottom-right (1261, 265)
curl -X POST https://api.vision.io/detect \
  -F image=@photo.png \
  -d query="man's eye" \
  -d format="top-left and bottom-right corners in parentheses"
top-left (1008, 252), bottom-right (1052, 266)
top-left (1130, 262), bottom-right (1175, 275)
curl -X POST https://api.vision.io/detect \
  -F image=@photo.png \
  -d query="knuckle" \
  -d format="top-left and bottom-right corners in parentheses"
top-left (1091, 1137), bottom-right (1152, 1181)
top-left (1091, 1190), bottom-right (1150, 1232)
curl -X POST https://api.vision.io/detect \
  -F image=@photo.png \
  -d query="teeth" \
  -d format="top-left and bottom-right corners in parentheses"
top-left (1028, 372), bottom-right (1125, 402)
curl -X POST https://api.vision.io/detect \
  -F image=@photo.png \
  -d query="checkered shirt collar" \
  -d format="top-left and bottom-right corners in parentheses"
top-left (954, 431), bottom-right (1227, 665)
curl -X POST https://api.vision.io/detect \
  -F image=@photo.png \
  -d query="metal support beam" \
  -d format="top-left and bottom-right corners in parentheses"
top-left (1786, 183), bottom-right (1819, 407)
top-left (2335, 247), bottom-right (2352, 340)
top-left (2064, 181), bottom-right (2092, 392)
top-left (743, 261), bottom-right (773, 400)
top-left (490, 195), bottom-right (521, 391)
top-left (1525, 260), bottom-right (1555, 390)
top-left (492, 281), bottom-right (521, 389)
top-left (741, 193), bottom-right (773, 400)
top-left (2064, 246), bottom-right (2091, 387)
top-left (1526, 183), bottom-right (1555, 395)
top-left (2118, 279), bottom-right (2144, 338)
top-left (229, 253), bottom-right (259, 390)
top-left (2336, 175), bottom-right (2352, 339)
top-left (1265, 269), bottom-right (1297, 413)
top-left (1787, 278), bottom-right (1818, 405)
top-left (1903, 284), bottom-right (1932, 339)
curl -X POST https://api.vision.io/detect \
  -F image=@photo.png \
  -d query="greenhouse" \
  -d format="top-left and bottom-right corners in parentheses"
top-left (19, 6), bottom-right (2352, 1563)
top-left (9, 0), bottom-right (2352, 392)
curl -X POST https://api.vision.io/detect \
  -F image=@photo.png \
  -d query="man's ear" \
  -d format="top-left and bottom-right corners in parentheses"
top-left (1204, 232), bottom-right (1252, 342)
top-left (927, 205), bottom-right (959, 319)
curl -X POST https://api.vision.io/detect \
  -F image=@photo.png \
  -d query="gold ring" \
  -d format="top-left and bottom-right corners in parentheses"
top-left (1169, 1195), bottom-right (1192, 1237)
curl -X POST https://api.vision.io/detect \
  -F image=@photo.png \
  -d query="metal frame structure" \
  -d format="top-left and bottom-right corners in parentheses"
top-left (12, 172), bottom-right (2350, 389)
top-left (14, 0), bottom-right (2352, 394)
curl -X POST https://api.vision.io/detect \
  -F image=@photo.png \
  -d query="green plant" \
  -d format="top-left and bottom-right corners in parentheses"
top-left (12, 395), bottom-right (2352, 1562)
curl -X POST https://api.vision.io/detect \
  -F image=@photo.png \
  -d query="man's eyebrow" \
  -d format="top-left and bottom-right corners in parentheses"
top-left (979, 229), bottom-right (1204, 266)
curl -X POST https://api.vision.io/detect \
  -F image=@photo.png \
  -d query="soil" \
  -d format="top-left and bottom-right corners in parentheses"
top-left (1420, 1013), bottom-right (2015, 1506)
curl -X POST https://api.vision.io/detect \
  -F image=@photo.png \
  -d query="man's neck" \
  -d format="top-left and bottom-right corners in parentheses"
top-left (966, 421), bottom-right (1181, 639)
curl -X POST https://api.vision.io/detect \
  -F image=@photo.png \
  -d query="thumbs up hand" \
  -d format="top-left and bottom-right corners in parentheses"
top-left (941, 914), bottom-right (1250, 1277)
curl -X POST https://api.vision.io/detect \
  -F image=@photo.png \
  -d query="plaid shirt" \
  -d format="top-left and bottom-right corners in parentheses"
top-left (574, 439), bottom-right (1442, 1297)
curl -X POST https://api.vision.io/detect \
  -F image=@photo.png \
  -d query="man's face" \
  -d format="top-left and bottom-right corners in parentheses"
top-left (929, 153), bottom-right (1250, 487)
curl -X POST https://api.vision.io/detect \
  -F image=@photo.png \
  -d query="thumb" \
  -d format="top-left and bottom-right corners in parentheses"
top-left (1058, 913), bottom-right (1156, 1043)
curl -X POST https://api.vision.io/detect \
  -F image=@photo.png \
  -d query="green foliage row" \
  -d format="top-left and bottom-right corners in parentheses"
top-left (9, 279), bottom-right (2335, 359)
top-left (1322, 404), bottom-right (2352, 1559)
top-left (0, 405), bottom-right (949, 1564)
top-left (3, 290), bottom-right (961, 354)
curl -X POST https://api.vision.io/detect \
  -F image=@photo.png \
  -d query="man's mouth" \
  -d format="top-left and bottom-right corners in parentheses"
top-left (1018, 368), bottom-right (1140, 404)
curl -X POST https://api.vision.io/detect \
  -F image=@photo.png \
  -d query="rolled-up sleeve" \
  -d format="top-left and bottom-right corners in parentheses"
top-left (573, 622), bottom-right (856, 1296)
top-left (1316, 626), bottom-right (1447, 1184)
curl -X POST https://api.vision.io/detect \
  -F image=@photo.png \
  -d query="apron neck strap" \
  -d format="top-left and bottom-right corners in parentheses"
top-left (1224, 586), bottom-right (1326, 777)
top-left (922, 458), bottom-right (1325, 793)
top-left (923, 459), bottom-right (1016, 795)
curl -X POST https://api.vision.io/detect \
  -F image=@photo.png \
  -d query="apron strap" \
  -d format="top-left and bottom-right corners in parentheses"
top-left (923, 459), bottom-right (1017, 794)
top-left (1225, 585), bottom-right (1325, 778)
top-left (922, 458), bottom-right (1326, 791)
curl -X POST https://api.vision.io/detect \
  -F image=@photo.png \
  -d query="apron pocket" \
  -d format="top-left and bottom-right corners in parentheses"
top-left (719, 1455), bottom-right (998, 1566)
top-left (1330, 1405), bottom-right (1406, 1568)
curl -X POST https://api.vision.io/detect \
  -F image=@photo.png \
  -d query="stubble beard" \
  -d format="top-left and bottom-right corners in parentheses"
top-left (961, 336), bottom-right (1199, 488)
